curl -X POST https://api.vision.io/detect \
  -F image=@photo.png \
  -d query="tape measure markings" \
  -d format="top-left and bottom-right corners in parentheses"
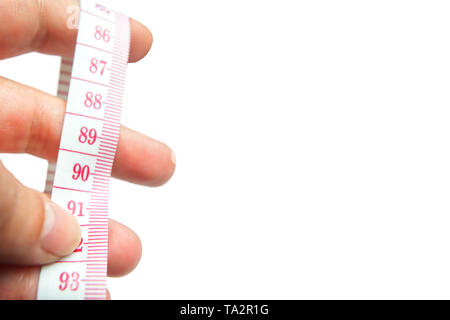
top-left (38, 0), bottom-right (130, 300)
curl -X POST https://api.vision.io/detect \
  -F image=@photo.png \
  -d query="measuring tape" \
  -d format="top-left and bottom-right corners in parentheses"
top-left (37, 0), bottom-right (130, 300)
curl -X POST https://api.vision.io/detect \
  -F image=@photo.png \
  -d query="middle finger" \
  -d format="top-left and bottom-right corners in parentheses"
top-left (0, 76), bottom-right (176, 187)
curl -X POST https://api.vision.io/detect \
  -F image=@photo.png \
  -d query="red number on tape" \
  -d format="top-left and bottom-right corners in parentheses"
top-left (94, 25), bottom-right (110, 43)
top-left (74, 238), bottom-right (84, 253)
top-left (68, 200), bottom-right (84, 216)
top-left (72, 163), bottom-right (90, 181)
top-left (89, 58), bottom-right (107, 75)
top-left (59, 272), bottom-right (80, 291)
top-left (79, 127), bottom-right (97, 145)
top-left (84, 92), bottom-right (102, 109)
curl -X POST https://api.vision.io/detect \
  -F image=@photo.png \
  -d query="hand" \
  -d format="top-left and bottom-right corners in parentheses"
top-left (0, 0), bottom-right (175, 299)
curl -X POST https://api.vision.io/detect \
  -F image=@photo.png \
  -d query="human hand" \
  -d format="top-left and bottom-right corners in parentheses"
top-left (0, 0), bottom-right (175, 299)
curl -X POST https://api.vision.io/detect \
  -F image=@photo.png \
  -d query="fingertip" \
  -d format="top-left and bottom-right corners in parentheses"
top-left (129, 19), bottom-right (153, 63)
top-left (148, 143), bottom-right (176, 187)
top-left (140, 139), bottom-right (177, 187)
top-left (107, 219), bottom-right (142, 277)
top-left (134, 139), bottom-right (176, 188)
top-left (113, 127), bottom-right (176, 187)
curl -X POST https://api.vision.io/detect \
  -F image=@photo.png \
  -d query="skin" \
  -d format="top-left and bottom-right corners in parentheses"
top-left (0, 0), bottom-right (175, 299)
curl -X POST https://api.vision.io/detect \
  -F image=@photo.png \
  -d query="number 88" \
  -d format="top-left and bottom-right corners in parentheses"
top-left (84, 92), bottom-right (102, 109)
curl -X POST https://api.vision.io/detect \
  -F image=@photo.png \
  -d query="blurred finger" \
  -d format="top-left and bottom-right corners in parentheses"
top-left (0, 0), bottom-right (152, 62)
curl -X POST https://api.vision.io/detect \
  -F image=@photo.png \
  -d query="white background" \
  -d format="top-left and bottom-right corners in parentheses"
top-left (1, 0), bottom-right (450, 299)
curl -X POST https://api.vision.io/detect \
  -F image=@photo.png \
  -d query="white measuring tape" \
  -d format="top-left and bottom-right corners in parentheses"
top-left (37, 0), bottom-right (130, 300)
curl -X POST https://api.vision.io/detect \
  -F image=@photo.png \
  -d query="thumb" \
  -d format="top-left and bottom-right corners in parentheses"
top-left (0, 161), bottom-right (81, 265)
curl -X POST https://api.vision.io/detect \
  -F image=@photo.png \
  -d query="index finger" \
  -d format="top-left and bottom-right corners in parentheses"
top-left (0, 0), bottom-right (152, 61)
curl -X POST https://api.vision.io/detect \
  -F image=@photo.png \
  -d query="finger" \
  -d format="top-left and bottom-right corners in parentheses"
top-left (115, 126), bottom-right (176, 187)
top-left (107, 219), bottom-right (142, 277)
top-left (0, 77), bottom-right (176, 187)
top-left (0, 0), bottom-right (152, 62)
top-left (0, 219), bottom-right (142, 299)
top-left (0, 161), bottom-right (81, 265)
top-left (0, 265), bottom-right (38, 300)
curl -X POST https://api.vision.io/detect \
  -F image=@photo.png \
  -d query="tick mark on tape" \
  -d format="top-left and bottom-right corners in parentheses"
top-left (65, 111), bottom-right (107, 123)
top-left (81, 9), bottom-right (114, 24)
top-left (77, 42), bottom-right (114, 55)
top-left (53, 186), bottom-right (92, 193)
top-left (59, 148), bottom-right (114, 161)
top-left (71, 76), bottom-right (110, 88)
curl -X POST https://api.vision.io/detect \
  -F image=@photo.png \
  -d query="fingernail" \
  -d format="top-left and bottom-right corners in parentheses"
top-left (41, 201), bottom-right (81, 257)
top-left (170, 150), bottom-right (176, 166)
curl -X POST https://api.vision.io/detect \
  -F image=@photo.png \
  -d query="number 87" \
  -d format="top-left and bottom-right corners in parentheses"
top-left (90, 58), bottom-right (107, 75)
